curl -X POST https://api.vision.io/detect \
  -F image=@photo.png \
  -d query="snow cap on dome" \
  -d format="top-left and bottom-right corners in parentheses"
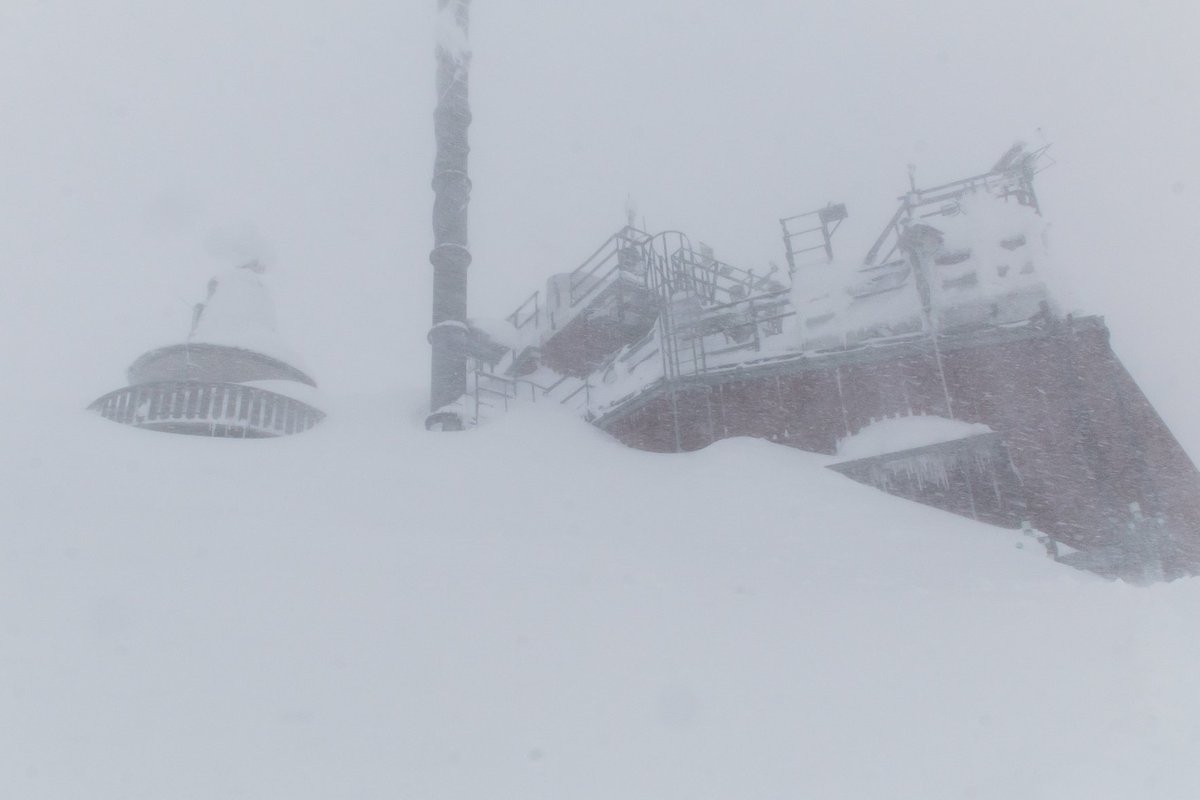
top-left (189, 261), bottom-right (305, 369)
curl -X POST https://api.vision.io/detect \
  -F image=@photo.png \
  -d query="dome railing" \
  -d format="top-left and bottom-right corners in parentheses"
top-left (89, 381), bottom-right (324, 438)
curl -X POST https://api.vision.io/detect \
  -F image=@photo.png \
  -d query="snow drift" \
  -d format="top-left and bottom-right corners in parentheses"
top-left (3, 394), bottom-right (1199, 800)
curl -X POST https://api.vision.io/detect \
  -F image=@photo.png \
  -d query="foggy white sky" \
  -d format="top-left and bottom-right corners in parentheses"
top-left (2, 0), bottom-right (1199, 446)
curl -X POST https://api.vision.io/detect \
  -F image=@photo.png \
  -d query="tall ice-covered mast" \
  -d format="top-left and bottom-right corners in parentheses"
top-left (427, 0), bottom-right (472, 430)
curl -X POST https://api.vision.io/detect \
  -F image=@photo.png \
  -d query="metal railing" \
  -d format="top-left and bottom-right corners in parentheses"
top-left (567, 226), bottom-right (652, 307)
top-left (781, 202), bottom-right (847, 273)
top-left (478, 226), bottom-right (802, 424)
top-left (661, 287), bottom-right (796, 373)
top-left (498, 226), bottom-right (653, 349)
top-left (506, 290), bottom-right (541, 330)
top-left (670, 246), bottom-right (783, 306)
top-left (470, 367), bottom-right (596, 423)
top-left (90, 381), bottom-right (324, 437)
top-left (863, 145), bottom-right (1050, 268)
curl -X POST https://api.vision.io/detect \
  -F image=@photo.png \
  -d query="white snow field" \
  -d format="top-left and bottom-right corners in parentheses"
top-left (3, 395), bottom-right (1199, 800)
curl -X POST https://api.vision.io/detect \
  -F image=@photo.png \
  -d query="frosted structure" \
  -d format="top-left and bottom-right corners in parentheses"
top-left (449, 147), bottom-right (1200, 580)
top-left (89, 262), bottom-right (324, 438)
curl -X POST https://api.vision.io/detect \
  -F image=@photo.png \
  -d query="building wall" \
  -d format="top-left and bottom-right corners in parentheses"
top-left (600, 317), bottom-right (1200, 577)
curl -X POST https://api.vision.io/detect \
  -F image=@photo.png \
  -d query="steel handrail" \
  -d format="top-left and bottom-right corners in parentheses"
top-left (569, 249), bottom-right (623, 306)
top-left (568, 226), bottom-right (652, 307)
top-left (703, 287), bottom-right (791, 313)
top-left (506, 290), bottom-right (541, 329)
top-left (474, 369), bottom-right (553, 396)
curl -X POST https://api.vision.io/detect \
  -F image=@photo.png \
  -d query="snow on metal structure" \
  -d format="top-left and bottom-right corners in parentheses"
top-left (456, 149), bottom-right (1053, 428)
top-left (89, 262), bottom-right (324, 438)
top-left (796, 144), bottom-right (1054, 351)
top-left (453, 146), bottom-right (1200, 581)
top-left (451, 223), bottom-right (797, 429)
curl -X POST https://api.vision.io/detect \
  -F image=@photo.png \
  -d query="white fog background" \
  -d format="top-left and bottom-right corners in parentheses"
top-left (6, 3), bottom-right (1200, 798)
top-left (2, 0), bottom-right (1198, 440)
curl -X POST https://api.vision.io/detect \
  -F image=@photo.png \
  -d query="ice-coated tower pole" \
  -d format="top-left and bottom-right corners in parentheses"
top-left (427, 0), bottom-right (472, 430)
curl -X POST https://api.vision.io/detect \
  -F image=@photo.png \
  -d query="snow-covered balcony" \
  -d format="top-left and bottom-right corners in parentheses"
top-left (533, 226), bottom-right (661, 376)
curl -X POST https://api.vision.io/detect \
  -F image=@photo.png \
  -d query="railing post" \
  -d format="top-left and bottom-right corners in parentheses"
top-left (750, 299), bottom-right (761, 351)
top-left (473, 367), bottom-right (480, 424)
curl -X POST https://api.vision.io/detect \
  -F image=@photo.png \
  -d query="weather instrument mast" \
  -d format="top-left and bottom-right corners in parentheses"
top-left (427, 0), bottom-right (472, 430)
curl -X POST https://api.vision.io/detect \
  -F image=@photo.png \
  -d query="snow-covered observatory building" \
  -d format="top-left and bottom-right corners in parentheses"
top-left (447, 145), bottom-right (1200, 581)
top-left (89, 261), bottom-right (324, 438)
